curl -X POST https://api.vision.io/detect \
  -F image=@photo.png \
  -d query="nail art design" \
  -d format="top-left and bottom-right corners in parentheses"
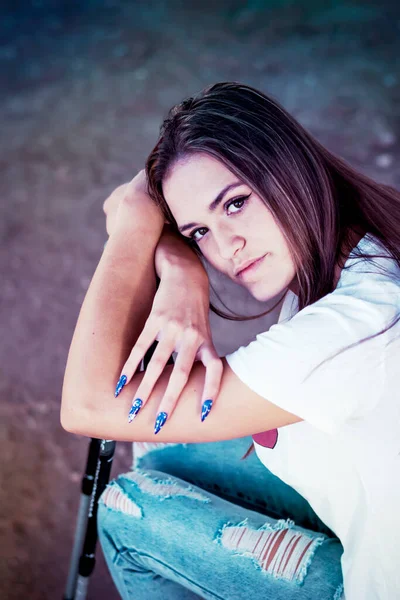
top-left (201, 399), bottom-right (213, 422)
top-left (115, 374), bottom-right (127, 398)
top-left (128, 399), bottom-right (143, 423)
top-left (154, 411), bottom-right (168, 435)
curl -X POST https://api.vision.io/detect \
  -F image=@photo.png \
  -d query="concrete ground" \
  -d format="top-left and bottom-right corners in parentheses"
top-left (0, 0), bottom-right (399, 598)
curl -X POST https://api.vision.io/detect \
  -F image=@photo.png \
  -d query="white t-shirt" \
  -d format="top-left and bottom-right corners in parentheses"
top-left (225, 233), bottom-right (400, 600)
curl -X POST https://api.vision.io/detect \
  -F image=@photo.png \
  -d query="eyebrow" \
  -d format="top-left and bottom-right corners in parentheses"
top-left (178, 182), bottom-right (243, 233)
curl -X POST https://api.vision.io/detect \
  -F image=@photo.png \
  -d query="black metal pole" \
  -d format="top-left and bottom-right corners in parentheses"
top-left (63, 438), bottom-right (102, 600)
top-left (74, 439), bottom-right (116, 599)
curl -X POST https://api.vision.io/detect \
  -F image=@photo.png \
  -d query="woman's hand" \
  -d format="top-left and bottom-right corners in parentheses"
top-left (103, 170), bottom-right (164, 237)
top-left (114, 254), bottom-right (223, 433)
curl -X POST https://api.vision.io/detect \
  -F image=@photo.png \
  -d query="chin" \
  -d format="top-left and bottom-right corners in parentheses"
top-left (246, 275), bottom-right (292, 303)
top-left (247, 284), bottom-right (283, 303)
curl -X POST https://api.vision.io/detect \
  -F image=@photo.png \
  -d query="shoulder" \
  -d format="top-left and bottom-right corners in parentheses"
top-left (339, 233), bottom-right (400, 285)
top-left (332, 233), bottom-right (399, 327)
top-left (224, 237), bottom-right (400, 435)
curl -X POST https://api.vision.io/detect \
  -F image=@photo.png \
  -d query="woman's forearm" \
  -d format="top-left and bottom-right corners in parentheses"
top-left (155, 224), bottom-right (207, 280)
top-left (61, 182), bottom-right (302, 442)
top-left (61, 219), bottom-right (163, 424)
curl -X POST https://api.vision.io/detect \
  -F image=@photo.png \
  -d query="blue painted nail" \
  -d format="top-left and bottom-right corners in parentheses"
top-left (154, 411), bottom-right (168, 435)
top-left (201, 399), bottom-right (213, 422)
top-left (115, 374), bottom-right (127, 397)
top-left (128, 399), bottom-right (143, 423)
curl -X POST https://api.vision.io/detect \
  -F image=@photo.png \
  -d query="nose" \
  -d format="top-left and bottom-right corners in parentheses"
top-left (214, 222), bottom-right (245, 261)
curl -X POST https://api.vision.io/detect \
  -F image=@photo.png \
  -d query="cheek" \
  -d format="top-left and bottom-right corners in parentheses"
top-left (198, 240), bottom-right (227, 272)
top-left (200, 245), bottom-right (219, 269)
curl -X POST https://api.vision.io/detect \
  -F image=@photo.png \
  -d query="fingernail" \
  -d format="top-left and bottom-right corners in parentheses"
top-left (201, 399), bottom-right (213, 422)
top-left (115, 374), bottom-right (127, 397)
top-left (128, 399), bottom-right (143, 423)
top-left (154, 411), bottom-right (168, 435)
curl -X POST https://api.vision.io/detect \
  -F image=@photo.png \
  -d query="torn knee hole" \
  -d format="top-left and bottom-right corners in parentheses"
top-left (214, 518), bottom-right (325, 585)
top-left (100, 483), bottom-right (142, 518)
top-left (122, 470), bottom-right (211, 503)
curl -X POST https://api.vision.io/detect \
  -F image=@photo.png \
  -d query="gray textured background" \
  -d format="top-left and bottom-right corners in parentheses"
top-left (1, 1), bottom-right (399, 598)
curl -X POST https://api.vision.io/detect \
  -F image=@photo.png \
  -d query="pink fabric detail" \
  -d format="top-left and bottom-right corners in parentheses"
top-left (252, 429), bottom-right (278, 449)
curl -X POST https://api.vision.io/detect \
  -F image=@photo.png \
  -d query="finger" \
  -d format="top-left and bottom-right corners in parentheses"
top-left (197, 347), bottom-right (223, 422)
top-left (127, 338), bottom-right (176, 424)
top-left (114, 319), bottom-right (160, 397)
top-left (153, 341), bottom-right (199, 433)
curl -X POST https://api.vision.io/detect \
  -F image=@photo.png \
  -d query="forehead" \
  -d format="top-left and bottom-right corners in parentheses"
top-left (163, 153), bottom-right (238, 216)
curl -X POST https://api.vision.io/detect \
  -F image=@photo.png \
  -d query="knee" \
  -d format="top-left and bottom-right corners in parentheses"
top-left (98, 479), bottom-right (143, 525)
top-left (97, 478), bottom-right (145, 566)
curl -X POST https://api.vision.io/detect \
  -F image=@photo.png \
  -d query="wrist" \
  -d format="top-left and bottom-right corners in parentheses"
top-left (160, 254), bottom-right (208, 287)
top-left (155, 226), bottom-right (207, 280)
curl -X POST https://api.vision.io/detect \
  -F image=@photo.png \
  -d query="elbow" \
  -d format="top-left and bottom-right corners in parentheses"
top-left (60, 399), bottom-right (90, 436)
top-left (60, 408), bottom-right (80, 435)
top-left (60, 410), bottom-right (77, 434)
top-left (60, 375), bottom-right (98, 436)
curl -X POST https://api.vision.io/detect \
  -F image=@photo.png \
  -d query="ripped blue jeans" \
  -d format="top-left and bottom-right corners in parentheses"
top-left (97, 437), bottom-right (344, 600)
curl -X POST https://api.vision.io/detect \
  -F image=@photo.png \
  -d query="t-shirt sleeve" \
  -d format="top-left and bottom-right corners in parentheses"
top-left (225, 290), bottom-right (386, 435)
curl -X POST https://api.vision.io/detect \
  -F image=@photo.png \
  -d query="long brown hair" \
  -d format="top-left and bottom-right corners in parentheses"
top-left (145, 81), bottom-right (400, 458)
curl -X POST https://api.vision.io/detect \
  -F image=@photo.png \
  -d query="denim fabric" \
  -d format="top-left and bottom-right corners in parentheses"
top-left (98, 437), bottom-right (344, 600)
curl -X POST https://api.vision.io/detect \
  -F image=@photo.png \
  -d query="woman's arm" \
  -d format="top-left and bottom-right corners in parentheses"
top-left (154, 223), bottom-right (207, 279)
top-left (124, 223), bottom-right (224, 428)
top-left (61, 190), bottom-right (301, 442)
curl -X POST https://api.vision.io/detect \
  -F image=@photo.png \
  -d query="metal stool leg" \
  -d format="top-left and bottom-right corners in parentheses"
top-left (74, 439), bottom-right (116, 599)
top-left (63, 438), bottom-right (102, 600)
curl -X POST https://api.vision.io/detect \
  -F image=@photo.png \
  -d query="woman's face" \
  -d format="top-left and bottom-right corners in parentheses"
top-left (163, 153), bottom-right (297, 302)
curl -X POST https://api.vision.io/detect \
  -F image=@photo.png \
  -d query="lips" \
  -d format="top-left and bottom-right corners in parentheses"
top-left (234, 254), bottom-right (267, 278)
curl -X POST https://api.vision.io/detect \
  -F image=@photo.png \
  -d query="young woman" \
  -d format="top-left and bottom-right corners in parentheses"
top-left (61, 82), bottom-right (400, 600)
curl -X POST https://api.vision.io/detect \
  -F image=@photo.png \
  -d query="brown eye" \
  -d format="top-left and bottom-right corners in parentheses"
top-left (188, 193), bottom-right (251, 243)
top-left (189, 227), bottom-right (208, 242)
top-left (225, 193), bottom-right (251, 215)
